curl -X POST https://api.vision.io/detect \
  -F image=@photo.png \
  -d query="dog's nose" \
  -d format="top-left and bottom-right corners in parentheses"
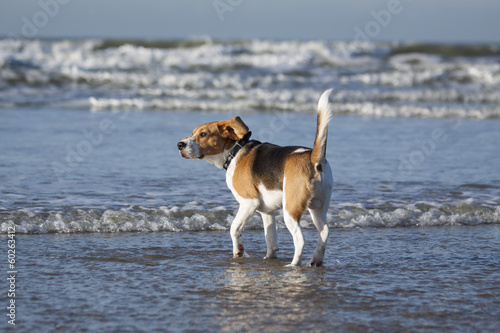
top-left (177, 141), bottom-right (186, 150)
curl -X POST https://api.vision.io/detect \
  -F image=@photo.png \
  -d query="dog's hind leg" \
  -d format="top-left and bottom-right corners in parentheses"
top-left (308, 204), bottom-right (329, 266)
top-left (282, 177), bottom-right (308, 266)
top-left (260, 212), bottom-right (278, 259)
top-left (283, 209), bottom-right (305, 266)
top-left (308, 163), bottom-right (333, 266)
top-left (230, 199), bottom-right (259, 258)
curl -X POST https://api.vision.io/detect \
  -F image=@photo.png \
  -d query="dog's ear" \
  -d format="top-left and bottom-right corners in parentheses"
top-left (217, 117), bottom-right (249, 141)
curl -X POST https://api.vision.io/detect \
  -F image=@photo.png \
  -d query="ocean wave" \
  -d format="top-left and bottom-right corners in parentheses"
top-left (1, 38), bottom-right (499, 118)
top-left (390, 43), bottom-right (500, 57)
top-left (87, 97), bottom-right (500, 118)
top-left (90, 39), bottom-right (500, 57)
top-left (92, 38), bottom-right (214, 51)
top-left (1, 200), bottom-right (498, 234)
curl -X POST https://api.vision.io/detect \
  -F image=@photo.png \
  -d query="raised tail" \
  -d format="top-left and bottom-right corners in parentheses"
top-left (311, 89), bottom-right (334, 174)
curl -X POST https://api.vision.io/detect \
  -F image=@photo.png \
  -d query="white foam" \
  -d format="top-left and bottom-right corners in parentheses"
top-left (1, 198), bottom-right (498, 234)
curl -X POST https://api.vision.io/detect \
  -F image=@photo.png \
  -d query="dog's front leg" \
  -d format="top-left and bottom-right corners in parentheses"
top-left (230, 199), bottom-right (259, 258)
top-left (260, 212), bottom-right (278, 259)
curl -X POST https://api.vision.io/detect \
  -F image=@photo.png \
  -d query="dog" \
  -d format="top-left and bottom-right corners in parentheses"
top-left (177, 89), bottom-right (334, 266)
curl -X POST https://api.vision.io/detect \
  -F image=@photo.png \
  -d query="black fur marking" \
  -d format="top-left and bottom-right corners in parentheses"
top-left (250, 144), bottom-right (309, 190)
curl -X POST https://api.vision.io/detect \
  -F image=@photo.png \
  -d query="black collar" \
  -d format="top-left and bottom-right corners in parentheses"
top-left (223, 131), bottom-right (252, 170)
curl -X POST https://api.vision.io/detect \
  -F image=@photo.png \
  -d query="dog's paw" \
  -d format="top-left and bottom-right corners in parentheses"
top-left (263, 248), bottom-right (279, 259)
top-left (263, 255), bottom-right (277, 260)
top-left (285, 263), bottom-right (301, 267)
top-left (233, 244), bottom-right (247, 258)
top-left (233, 251), bottom-right (250, 258)
top-left (285, 259), bottom-right (302, 267)
top-left (308, 258), bottom-right (324, 267)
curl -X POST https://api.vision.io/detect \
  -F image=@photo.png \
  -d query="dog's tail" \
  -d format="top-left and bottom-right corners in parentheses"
top-left (310, 89), bottom-right (334, 174)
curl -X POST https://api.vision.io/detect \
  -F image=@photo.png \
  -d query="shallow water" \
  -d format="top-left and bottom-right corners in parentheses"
top-left (6, 225), bottom-right (500, 332)
top-left (1, 109), bottom-right (499, 234)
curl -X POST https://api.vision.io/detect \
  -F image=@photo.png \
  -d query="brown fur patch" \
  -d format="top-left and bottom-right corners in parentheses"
top-left (232, 150), bottom-right (259, 199)
top-left (182, 122), bottom-right (231, 158)
top-left (217, 117), bottom-right (249, 141)
top-left (283, 153), bottom-right (315, 221)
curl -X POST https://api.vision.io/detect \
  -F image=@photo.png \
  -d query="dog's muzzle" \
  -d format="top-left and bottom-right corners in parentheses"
top-left (177, 141), bottom-right (186, 151)
top-left (177, 141), bottom-right (189, 159)
top-left (177, 140), bottom-right (203, 159)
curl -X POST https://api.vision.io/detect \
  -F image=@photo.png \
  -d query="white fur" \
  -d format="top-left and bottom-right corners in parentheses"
top-left (180, 137), bottom-right (201, 159)
top-left (292, 148), bottom-right (311, 154)
top-left (257, 184), bottom-right (283, 213)
top-left (261, 212), bottom-right (278, 259)
top-left (225, 160), bottom-right (243, 203)
top-left (204, 151), bottom-right (229, 169)
top-left (317, 88), bottom-right (334, 131)
top-left (314, 89), bottom-right (334, 161)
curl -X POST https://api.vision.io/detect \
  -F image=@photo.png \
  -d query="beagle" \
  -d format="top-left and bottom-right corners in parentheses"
top-left (177, 89), bottom-right (334, 266)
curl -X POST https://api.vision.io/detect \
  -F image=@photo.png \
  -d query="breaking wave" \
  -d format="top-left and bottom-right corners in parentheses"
top-left (1, 199), bottom-right (498, 234)
top-left (1, 38), bottom-right (499, 118)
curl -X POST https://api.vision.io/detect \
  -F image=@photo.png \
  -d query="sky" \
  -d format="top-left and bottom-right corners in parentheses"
top-left (0, 0), bottom-right (499, 43)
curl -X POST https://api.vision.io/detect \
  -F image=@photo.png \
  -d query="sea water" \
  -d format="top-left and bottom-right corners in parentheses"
top-left (1, 38), bottom-right (499, 332)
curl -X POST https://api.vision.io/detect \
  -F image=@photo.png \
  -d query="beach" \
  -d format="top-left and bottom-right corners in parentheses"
top-left (1, 38), bottom-right (499, 331)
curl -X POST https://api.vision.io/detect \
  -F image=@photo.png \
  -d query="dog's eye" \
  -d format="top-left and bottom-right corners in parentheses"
top-left (199, 132), bottom-right (207, 138)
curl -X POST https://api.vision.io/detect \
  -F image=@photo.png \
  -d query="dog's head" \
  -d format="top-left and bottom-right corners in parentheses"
top-left (177, 117), bottom-right (249, 161)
